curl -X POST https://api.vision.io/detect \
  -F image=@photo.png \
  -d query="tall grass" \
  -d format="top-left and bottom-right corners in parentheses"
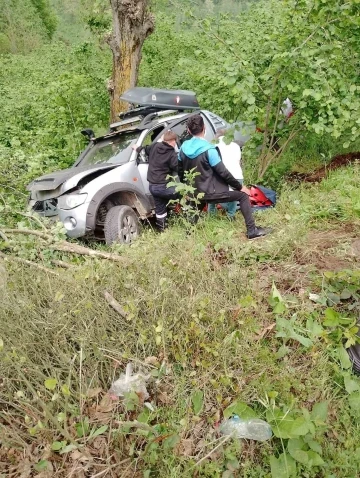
top-left (1, 167), bottom-right (360, 476)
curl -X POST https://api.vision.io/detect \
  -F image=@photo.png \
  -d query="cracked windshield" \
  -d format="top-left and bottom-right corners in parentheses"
top-left (80, 132), bottom-right (139, 166)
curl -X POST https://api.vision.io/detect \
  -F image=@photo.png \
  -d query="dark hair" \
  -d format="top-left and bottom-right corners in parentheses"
top-left (187, 114), bottom-right (204, 135)
top-left (163, 130), bottom-right (178, 142)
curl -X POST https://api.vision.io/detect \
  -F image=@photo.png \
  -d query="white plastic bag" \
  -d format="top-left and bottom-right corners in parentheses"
top-left (109, 363), bottom-right (150, 400)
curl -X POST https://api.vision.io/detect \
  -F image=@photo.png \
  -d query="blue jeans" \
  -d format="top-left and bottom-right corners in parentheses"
top-left (208, 180), bottom-right (243, 217)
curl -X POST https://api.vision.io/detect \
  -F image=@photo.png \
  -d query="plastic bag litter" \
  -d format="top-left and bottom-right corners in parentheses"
top-left (109, 363), bottom-right (150, 400)
top-left (220, 415), bottom-right (272, 442)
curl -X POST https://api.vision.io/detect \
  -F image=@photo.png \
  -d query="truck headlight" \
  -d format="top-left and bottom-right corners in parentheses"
top-left (60, 193), bottom-right (88, 210)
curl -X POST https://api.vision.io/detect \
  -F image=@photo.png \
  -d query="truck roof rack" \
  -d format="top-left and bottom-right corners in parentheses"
top-left (110, 109), bottom-right (182, 132)
top-left (120, 87), bottom-right (200, 111)
top-left (118, 106), bottom-right (179, 121)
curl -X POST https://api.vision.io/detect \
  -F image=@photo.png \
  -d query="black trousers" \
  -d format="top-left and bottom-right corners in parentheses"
top-left (149, 183), bottom-right (179, 218)
top-left (206, 191), bottom-right (256, 231)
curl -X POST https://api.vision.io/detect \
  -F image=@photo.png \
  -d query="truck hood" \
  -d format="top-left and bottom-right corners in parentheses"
top-left (27, 163), bottom-right (118, 200)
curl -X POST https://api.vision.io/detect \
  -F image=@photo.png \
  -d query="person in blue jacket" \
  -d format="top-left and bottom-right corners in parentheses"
top-left (178, 115), bottom-right (272, 239)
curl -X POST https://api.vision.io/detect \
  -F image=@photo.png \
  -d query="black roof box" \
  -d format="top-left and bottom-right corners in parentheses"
top-left (120, 87), bottom-right (200, 111)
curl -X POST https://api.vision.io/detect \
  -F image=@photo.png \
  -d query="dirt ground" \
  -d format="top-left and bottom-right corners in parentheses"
top-left (287, 152), bottom-right (360, 183)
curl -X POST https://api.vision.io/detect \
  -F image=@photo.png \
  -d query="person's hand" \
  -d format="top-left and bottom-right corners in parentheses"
top-left (131, 144), bottom-right (138, 151)
top-left (241, 185), bottom-right (251, 196)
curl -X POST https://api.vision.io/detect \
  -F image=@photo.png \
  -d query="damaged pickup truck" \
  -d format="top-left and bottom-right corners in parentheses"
top-left (27, 87), bottom-right (239, 245)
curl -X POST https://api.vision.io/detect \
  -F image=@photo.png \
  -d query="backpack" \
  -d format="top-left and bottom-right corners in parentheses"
top-left (249, 185), bottom-right (277, 210)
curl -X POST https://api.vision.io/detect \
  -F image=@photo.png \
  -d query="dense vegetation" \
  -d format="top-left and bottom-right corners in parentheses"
top-left (1, 1), bottom-right (360, 477)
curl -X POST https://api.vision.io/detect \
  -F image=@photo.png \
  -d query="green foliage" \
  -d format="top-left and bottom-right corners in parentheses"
top-left (168, 168), bottom-right (205, 225)
top-left (30, 0), bottom-right (57, 38)
top-left (0, 0), bottom-right (57, 53)
top-left (0, 41), bottom-right (110, 199)
top-left (1, 1), bottom-right (360, 475)
top-left (141, 0), bottom-right (360, 177)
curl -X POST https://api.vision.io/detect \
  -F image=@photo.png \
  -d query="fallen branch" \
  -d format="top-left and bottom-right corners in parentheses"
top-left (0, 251), bottom-right (59, 276)
top-left (2, 228), bottom-right (51, 241)
top-left (14, 211), bottom-right (48, 231)
top-left (104, 291), bottom-right (129, 319)
top-left (52, 243), bottom-right (125, 262)
top-left (0, 230), bottom-right (9, 242)
top-left (3, 229), bottom-right (125, 262)
top-left (51, 259), bottom-right (75, 269)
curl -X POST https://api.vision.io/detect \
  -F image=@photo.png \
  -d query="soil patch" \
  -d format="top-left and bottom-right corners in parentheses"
top-left (256, 228), bottom-right (357, 297)
top-left (287, 152), bottom-right (360, 183)
top-left (293, 229), bottom-right (356, 272)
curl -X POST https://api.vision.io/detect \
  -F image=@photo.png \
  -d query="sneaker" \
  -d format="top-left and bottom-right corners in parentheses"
top-left (246, 227), bottom-right (273, 239)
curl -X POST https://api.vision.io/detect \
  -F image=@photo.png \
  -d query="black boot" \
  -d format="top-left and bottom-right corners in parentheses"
top-left (246, 226), bottom-right (273, 240)
top-left (155, 216), bottom-right (167, 232)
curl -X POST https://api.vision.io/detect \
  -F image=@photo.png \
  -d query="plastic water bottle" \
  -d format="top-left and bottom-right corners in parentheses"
top-left (220, 415), bottom-right (272, 442)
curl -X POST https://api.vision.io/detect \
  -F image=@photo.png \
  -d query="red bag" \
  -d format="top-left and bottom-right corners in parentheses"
top-left (249, 186), bottom-right (274, 207)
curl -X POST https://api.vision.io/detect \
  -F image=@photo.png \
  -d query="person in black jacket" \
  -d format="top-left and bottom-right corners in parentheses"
top-left (179, 115), bottom-right (272, 239)
top-left (133, 130), bottom-right (179, 231)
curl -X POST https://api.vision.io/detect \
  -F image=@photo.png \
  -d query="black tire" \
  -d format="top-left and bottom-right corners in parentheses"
top-left (104, 205), bottom-right (140, 245)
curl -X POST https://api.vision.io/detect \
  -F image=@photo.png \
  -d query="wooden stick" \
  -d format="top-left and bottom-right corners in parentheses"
top-left (194, 435), bottom-right (231, 467)
top-left (104, 291), bottom-right (129, 319)
top-left (0, 252), bottom-right (59, 276)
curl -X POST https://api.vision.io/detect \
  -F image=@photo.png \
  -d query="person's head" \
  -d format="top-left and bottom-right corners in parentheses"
top-left (187, 114), bottom-right (205, 137)
top-left (163, 130), bottom-right (178, 148)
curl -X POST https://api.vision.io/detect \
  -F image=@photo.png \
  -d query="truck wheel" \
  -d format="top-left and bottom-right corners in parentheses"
top-left (104, 205), bottom-right (140, 245)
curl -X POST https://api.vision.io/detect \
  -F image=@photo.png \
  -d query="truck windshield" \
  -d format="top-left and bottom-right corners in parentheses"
top-left (78, 132), bottom-right (140, 166)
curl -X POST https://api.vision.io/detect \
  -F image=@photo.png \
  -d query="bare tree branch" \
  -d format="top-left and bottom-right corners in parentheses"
top-left (0, 251), bottom-right (59, 276)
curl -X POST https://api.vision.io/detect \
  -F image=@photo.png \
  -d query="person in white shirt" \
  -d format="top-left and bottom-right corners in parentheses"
top-left (208, 130), bottom-right (244, 218)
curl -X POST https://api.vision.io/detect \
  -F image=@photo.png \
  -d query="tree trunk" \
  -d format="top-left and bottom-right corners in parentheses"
top-left (109, 0), bottom-right (155, 122)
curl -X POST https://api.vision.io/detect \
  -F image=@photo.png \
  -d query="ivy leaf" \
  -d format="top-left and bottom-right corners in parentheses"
top-left (344, 375), bottom-right (360, 394)
top-left (323, 308), bottom-right (339, 327)
top-left (290, 416), bottom-right (310, 436)
top-left (307, 440), bottom-right (322, 455)
top-left (44, 378), bottom-right (58, 390)
top-left (336, 345), bottom-right (352, 369)
top-left (348, 392), bottom-right (360, 414)
top-left (163, 434), bottom-right (180, 450)
top-left (289, 448), bottom-right (309, 465)
top-left (59, 444), bottom-right (78, 455)
top-left (270, 453), bottom-right (297, 478)
top-left (288, 438), bottom-right (305, 460)
top-left (275, 345), bottom-right (290, 359)
top-left (310, 402), bottom-right (328, 423)
top-left (34, 460), bottom-right (51, 472)
top-left (272, 417), bottom-right (296, 439)
top-left (191, 390), bottom-right (204, 415)
top-left (61, 384), bottom-right (71, 396)
top-left (89, 425), bottom-right (108, 439)
top-left (51, 441), bottom-right (66, 451)
top-left (307, 450), bottom-right (325, 467)
top-left (306, 317), bottom-right (323, 337)
top-left (223, 401), bottom-right (257, 419)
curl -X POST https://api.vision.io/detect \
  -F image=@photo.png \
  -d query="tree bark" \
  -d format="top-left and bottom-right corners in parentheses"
top-left (109, 0), bottom-right (155, 122)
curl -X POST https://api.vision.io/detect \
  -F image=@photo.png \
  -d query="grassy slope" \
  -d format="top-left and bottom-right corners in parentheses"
top-left (1, 165), bottom-right (360, 477)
